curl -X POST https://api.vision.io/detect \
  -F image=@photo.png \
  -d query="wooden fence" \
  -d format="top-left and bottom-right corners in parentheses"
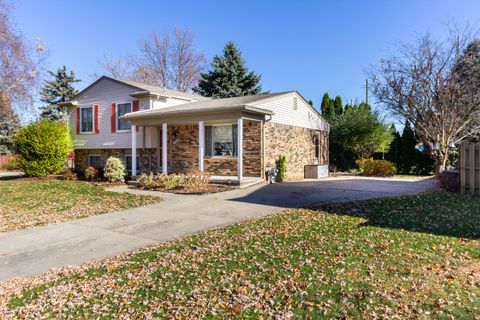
top-left (0, 154), bottom-right (14, 166)
top-left (460, 142), bottom-right (480, 196)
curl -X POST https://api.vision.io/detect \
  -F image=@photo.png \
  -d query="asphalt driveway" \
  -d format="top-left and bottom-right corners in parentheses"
top-left (0, 176), bottom-right (436, 282)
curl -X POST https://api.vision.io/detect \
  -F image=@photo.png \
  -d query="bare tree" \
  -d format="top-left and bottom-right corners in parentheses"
top-left (96, 54), bottom-right (135, 80)
top-left (138, 32), bottom-right (170, 87)
top-left (169, 27), bottom-right (206, 92)
top-left (369, 26), bottom-right (480, 173)
top-left (97, 27), bottom-right (206, 92)
top-left (0, 0), bottom-right (47, 116)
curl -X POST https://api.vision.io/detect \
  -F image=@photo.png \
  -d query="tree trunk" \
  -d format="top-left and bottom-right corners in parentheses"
top-left (435, 151), bottom-right (449, 175)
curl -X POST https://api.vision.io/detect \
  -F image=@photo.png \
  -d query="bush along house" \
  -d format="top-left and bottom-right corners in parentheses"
top-left (62, 76), bottom-right (329, 184)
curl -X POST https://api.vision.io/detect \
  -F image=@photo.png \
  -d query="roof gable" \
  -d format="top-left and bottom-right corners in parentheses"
top-left (72, 75), bottom-right (209, 102)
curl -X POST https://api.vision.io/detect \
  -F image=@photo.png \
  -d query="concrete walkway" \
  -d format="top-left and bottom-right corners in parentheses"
top-left (0, 176), bottom-right (437, 282)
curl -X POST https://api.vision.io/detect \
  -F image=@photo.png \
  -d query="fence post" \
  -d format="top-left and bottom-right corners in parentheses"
top-left (460, 142), bottom-right (466, 195)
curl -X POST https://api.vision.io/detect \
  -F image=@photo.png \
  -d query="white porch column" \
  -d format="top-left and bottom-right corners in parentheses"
top-left (156, 127), bottom-right (161, 172)
top-left (198, 121), bottom-right (205, 172)
top-left (162, 123), bottom-right (168, 175)
top-left (131, 125), bottom-right (137, 177)
top-left (237, 118), bottom-right (243, 181)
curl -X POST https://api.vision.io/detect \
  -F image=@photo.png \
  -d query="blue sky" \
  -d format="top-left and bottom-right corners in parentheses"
top-left (12, 0), bottom-right (480, 114)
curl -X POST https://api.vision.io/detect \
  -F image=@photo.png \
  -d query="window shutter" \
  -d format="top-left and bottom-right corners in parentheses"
top-left (75, 107), bottom-right (80, 134)
top-left (111, 103), bottom-right (116, 133)
top-left (205, 126), bottom-right (212, 156)
top-left (133, 100), bottom-right (139, 132)
top-left (94, 104), bottom-right (100, 133)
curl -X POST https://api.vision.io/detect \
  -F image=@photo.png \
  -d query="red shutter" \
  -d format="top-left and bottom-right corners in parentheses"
top-left (94, 104), bottom-right (99, 133)
top-left (133, 100), bottom-right (139, 132)
top-left (75, 107), bottom-right (80, 134)
top-left (111, 103), bottom-right (116, 133)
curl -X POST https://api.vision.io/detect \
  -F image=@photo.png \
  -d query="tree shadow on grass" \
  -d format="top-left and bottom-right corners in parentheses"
top-left (313, 191), bottom-right (480, 240)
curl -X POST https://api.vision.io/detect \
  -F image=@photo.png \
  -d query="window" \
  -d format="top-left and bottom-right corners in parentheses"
top-left (205, 124), bottom-right (237, 157)
top-left (124, 155), bottom-right (139, 173)
top-left (81, 106), bottom-right (93, 133)
top-left (88, 155), bottom-right (101, 169)
top-left (117, 102), bottom-right (132, 131)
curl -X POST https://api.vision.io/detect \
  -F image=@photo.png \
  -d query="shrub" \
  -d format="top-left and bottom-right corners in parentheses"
top-left (356, 158), bottom-right (396, 177)
top-left (278, 155), bottom-right (287, 182)
top-left (438, 169), bottom-right (459, 193)
top-left (178, 172), bottom-right (210, 189)
top-left (84, 166), bottom-right (98, 180)
top-left (138, 173), bottom-right (180, 190)
top-left (138, 172), bottom-right (210, 190)
top-left (59, 169), bottom-right (77, 180)
top-left (12, 120), bottom-right (73, 177)
top-left (104, 157), bottom-right (126, 183)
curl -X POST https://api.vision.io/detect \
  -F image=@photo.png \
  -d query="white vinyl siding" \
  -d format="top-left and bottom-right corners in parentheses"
top-left (68, 78), bottom-right (149, 149)
top-left (255, 93), bottom-right (329, 131)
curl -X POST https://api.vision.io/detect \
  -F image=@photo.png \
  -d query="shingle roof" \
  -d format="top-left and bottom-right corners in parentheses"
top-left (69, 75), bottom-right (209, 102)
top-left (124, 91), bottom-right (293, 119)
top-left (112, 77), bottom-right (210, 101)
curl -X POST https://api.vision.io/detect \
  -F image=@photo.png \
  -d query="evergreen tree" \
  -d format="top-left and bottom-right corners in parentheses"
top-left (308, 100), bottom-right (314, 107)
top-left (399, 121), bottom-right (416, 173)
top-left (333, 96), bottom-right (343, 115)
top-left (194, 42), bottom-right (262, 98)
top-left (40, 66), bottom-right (81, 121)
top-left (321, 93), bottom-right (334, 120)
top-left (385, 124), bottom-right (402, 167)
top-left (0, 96), bottom-right (19, 153)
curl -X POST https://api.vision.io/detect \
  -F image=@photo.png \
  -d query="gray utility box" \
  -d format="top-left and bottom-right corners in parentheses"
top-left (304, 164), bottom-right (329, 179)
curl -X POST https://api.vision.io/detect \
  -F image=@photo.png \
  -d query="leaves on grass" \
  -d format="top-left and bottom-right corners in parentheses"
top-left (0, 179), bottom-right (160, 232)
top-left (1, 191), bottom-right (480, 319)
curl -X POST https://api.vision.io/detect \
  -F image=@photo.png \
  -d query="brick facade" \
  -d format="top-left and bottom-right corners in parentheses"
top-left (74, 120), bottom-right (327, 180)
top-left (243, 120), bottom-right (262, 177)
top-left (74, 148), bottom-right (158, 175)
top-left (264, 122), bottom-right (329, 180)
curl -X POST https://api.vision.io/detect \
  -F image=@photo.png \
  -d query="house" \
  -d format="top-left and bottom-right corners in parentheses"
top-left (63, 76), bottom-right (329, 182)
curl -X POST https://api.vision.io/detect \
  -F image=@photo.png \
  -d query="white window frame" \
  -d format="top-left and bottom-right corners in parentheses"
top-left (206, 123), bottom-right (237, 158)
top-left (80, 105), bottom-right (94, 134)
top-left (116, 102), bottom-right (133, 133)
top-left (88, 154), bottom-right (101, 169)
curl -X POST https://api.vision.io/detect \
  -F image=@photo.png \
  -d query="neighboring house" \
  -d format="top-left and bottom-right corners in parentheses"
top-left (63, 76), bottom-right (329, 181)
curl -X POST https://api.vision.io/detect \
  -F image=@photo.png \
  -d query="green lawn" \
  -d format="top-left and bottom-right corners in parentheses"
top-left (0, 179), bottom-right (160, 232)
top-left (1, 191), bottom-right (480, 319)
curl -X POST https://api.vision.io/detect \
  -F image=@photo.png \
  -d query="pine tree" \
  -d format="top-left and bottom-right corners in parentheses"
top-left (193, 42), bottom-right (262, 98)
top-left (40, 66), bottom-right (80, 121)
top-left (386, 124), bottom-right (402, 167)
top-left (333, 96), bottom-right (343, 115)
top-left (400, 121), bottom-right (416, 173)
top-left (0, 95), bottom-right (19, 153)
top-left (321, 93), bottom-right (334, 120)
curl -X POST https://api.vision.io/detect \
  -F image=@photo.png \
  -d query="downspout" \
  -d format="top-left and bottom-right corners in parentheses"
top-left (262, 115), bottom-right (272, 180)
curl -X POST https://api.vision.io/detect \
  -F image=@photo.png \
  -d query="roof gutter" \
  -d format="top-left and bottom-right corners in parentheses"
top-left (123, 105), bottom-right (274, 120)
top-left (58, 100), bottom-right (78, 107)
top-left (129, 90), bottom-right (195, 101)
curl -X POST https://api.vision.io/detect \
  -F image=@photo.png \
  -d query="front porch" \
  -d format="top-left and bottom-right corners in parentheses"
top-left (129, 114), bottom-right (265, 183)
